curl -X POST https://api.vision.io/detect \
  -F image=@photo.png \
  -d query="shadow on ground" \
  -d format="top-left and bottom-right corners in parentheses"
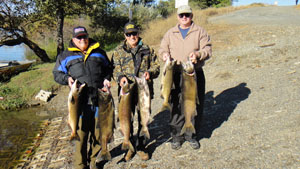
top-left (198, 82), bottom-right (251, 140)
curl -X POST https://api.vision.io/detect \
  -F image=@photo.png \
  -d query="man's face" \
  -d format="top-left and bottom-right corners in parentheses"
top-left (125, 32), bottom-right (139, 48)
top-left (177, 13), bottom-right (193, 26)
top-left (72, 35), bottom-right (89, 51)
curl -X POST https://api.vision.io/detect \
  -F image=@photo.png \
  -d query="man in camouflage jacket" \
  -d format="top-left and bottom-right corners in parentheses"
top-left (111, 22), bottom-right (160, 161)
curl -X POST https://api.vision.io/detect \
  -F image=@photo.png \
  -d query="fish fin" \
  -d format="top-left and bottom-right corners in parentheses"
top-left (139, 127), bottom-right (150, 140)
top-left (160, 103), bottom-right (171, 112)
top-left (180, 123), bottom-right (196, 135)
top-left (70, 96), bottom-right (76, 104)
top-left (109, 135), bottom-right (114, 143)
top-left (118, 128), bottom-right (124, 136)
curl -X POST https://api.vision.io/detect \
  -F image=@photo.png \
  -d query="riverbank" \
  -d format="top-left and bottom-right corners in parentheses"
top-left (0, 63), bottom-right (60, 110)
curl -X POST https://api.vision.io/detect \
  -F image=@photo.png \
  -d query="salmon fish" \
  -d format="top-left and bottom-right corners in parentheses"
top-left (68, 79), bottom-right (85, 141)
top-left (180, 60), bottom-right (197, 135)
top-left (118, 82), bottom-right (135, 152)
top-left (96, 87), bottom-right (115, 161)
top-left (160, 56), bottom-right (175, 111)
top-left (135, 76), bottom-right (151, 139)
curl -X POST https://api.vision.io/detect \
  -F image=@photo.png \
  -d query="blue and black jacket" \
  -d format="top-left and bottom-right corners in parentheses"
top-left (53, 39), bottom-right (113, 104)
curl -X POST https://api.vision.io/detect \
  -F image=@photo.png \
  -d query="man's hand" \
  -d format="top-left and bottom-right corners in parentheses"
top-left (189, 52), bottom-right (199, 64)
top-left (102, 79), bottom-right (111, 92)
top-left (103, 79), bottom-right (111, 88)
top-left (162, 53), bottom-right (170, 62)
top-left (144, 72), bottom-right (150, 80)
top-left (68, 77), bottom-right (74, 88)
top-left (120, 77), bottom-right (128, 87)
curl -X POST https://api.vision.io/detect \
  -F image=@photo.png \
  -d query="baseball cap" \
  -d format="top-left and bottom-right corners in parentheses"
top-left (124, 22), bottom-right (139, 33)
top-left (73, 26), bottom-right (88, 38)
top-left (177, 5), bottom-right (192, 14)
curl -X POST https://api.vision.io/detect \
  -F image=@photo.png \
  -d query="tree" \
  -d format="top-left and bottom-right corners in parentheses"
top-left (34, 0), bottom-right (89, 56)
top-left (0, 0), bottom-right (50, 62)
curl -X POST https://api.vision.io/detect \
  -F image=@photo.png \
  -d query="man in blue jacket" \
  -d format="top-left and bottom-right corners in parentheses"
top-left (53, 26), bottom-right (113, 169)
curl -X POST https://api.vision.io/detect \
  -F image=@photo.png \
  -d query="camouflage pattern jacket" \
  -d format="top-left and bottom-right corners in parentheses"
top-left (111, 38), bottom-right (160, 96)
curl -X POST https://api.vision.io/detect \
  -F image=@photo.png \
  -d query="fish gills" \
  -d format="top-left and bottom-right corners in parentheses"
top-left (160, 57), bottom-right (175, 112)
top-left (68, 79), bottom-right (85, 141)
top-left (118, 82), bottom-right (135, 152)
top-left (135, 76), bottom-right (151, 139)
top-left (180, 61), bottom-right (197, 135)
top-left (96, 88), bottom-right (115, 161)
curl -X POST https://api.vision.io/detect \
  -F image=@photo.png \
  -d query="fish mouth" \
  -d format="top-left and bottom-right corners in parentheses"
top-left (120, 90), bottom-right (130, 96)
top-left (184, 70), bottom-right (195, 76)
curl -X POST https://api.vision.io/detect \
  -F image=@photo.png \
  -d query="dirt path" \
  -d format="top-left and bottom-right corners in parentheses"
top-left (20, 5), bottom-right (300, 168)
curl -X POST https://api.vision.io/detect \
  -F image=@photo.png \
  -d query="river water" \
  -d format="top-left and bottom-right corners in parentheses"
top-left (0, 45), bottom-right (26, 61)
top-left (0, 45), bottom-right (44, 168)
top-left (0, 107), bottom-right (51, 168)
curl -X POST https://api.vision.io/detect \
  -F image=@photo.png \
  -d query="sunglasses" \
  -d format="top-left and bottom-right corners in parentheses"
top-left (76, 35), bottom-right (88, 40)
top-left (125, 32), bottom-right (138, 37)
top-left (179, 13), bottom-right (191, 18)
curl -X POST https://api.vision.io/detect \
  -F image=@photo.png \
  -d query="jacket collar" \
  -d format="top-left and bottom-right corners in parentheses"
top-left (122, 38), bottom-right (143, 53)
top-left (173, 21), bottom-right (197, 33)
top-left (68, 38), bottom-right (100, 63)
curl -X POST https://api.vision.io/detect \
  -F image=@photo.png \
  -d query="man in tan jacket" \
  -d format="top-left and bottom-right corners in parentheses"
top-left (159, 5), bottom-right (212, 150)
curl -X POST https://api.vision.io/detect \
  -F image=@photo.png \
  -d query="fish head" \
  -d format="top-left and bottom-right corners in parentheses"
top-left (71, 79), bottom-right (86, 96)
top-left (120, 81), bottom-right (130, 95)
top-left (98, 88), bottom-right (111, 102)
top-left (182, 60), bottom-right (195, 75)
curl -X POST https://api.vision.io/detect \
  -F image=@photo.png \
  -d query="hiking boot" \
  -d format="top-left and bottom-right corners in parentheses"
top-left (171, 140), bottom-right (182, 150)
top-left (124, 149), bottom-right (134, 161)
top-left (136, 151), bottom-right (149, 161)
top-left (188, 139), bottom-right (200, 149)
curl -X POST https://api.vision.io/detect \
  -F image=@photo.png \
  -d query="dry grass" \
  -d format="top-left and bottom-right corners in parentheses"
top-left (141, 4), bottom-right (266, 47)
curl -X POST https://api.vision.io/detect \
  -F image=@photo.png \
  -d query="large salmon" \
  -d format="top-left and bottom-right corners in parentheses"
top-left (135, 76), bottom-right (151, 139)
top-left (180, 60), bottom-right (197, 135)
top-left (118, 82), bottom-right (135, 152)
top-left (96, 86), bottom-right (115, 161)
top-left (68, 79), bottom-right (85, 141)
top-left (160, 56), bottom-right (175, 111)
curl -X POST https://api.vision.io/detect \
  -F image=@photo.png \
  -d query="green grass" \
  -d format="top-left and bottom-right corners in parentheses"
top-left (0, 63), bottom-right (60, 110)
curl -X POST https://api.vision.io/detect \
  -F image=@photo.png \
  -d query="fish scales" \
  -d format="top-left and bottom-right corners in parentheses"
top-left (160, 57), bottom-right (175, 112)
top-left (68, 79), bottom-right (85, 141)
top-left (96, 88), bottom-right (115, 161)
top-left (180, 60), bottom-right (197, 135)
top-left (135, 76), bottom-right (151, 139)
top-left (118, 82), bottom-right (135, 152)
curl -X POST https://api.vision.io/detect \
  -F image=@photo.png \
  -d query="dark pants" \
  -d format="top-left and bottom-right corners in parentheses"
top-left (170, 67), bottom-right (205, 142)
top-left (74, 105), bottom-right (101, 169)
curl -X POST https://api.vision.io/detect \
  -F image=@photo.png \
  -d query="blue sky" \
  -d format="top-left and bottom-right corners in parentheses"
top-left (232, 0), bottom-right (297, 6)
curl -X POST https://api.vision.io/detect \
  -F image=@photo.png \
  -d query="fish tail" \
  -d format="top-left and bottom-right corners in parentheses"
top-left (139, 127), bottom-right (150, 140)
top-left (100, 150), bottom-right (112, 161)
top-left (122, 141), bottom-right (135, 152)
top-left (95, 150), bottom-right (112, 162)
top-left (70, 132), bottom-right (80, 141)
top-left (180, 122), bottom-right (196, 135)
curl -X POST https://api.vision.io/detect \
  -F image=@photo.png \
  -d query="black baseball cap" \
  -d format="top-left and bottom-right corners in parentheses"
top-left (124, 22), bottom-right (139, 33)
top-left (73, 26), bottom-right (88, 38)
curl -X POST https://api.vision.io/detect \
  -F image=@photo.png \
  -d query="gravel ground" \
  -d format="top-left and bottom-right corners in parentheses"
top-left (23, 5), bottom-right (300, 169)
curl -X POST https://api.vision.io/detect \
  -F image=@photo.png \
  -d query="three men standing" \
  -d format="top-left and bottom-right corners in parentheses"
top-left (53, 4), bottom-right (211, 168)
